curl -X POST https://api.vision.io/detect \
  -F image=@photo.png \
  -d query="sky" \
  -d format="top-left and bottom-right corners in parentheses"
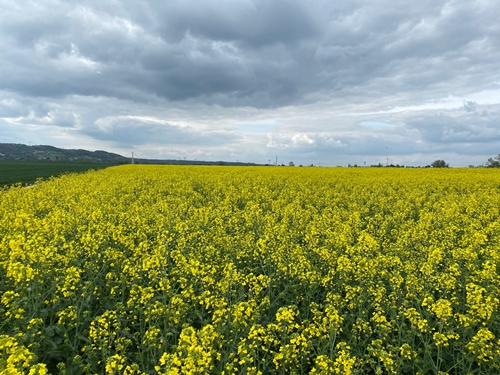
top-left (1, 0), bottom-right (500, 166)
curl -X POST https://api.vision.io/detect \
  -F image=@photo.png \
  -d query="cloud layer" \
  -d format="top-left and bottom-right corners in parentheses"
top-left (1, 0), bottom-right (500, 165)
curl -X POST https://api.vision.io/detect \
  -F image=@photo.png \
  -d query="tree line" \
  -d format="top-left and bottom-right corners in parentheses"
top-left (486, 154), bottom-right (500, 168)
top-left (432, 155), bottom-right (500, 168)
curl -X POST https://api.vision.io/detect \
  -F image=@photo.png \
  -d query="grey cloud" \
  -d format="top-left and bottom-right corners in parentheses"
top-left (150, 0), bottom-right (321, 47)
top-left (404, 105), bottom-right (500, 144)
top-left (14, 110), bottom-right (78, 128)
top-left (82, 117), bottom-right (240, 147)
top-left (1, 97), bottom-right (78, 127)
top-left (0, 99), bottom-right (26, 118)
top-left (2, 0), bottom-right (499, 107)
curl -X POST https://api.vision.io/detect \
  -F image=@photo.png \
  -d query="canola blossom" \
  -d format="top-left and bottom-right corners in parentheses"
top-left (1, 165), bottom-right (500, 374)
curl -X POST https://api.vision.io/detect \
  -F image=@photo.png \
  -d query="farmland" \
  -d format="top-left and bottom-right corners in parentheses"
top-left (0, 161), bottom-right (115, 187)
top-left (1, 166), bottom-right (500, 374)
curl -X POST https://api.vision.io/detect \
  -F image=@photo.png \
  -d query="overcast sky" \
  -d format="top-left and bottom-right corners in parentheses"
top-left (1, 0), bottom-right (500, 166)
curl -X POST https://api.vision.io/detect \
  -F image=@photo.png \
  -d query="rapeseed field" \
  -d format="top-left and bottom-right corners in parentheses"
top-left (1, 165), bottom-right (500, 374)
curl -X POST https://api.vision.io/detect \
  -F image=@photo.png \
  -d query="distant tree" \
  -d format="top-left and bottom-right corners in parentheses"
top-left (289, 161), bottom-right (295, 167)
top-left (486, 155), bottom-right (500, 168)
top-left (431, 160), bottom-right (449, 168)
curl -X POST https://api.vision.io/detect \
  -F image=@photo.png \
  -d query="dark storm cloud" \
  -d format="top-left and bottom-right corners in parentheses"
top-left (2, 0), bottom-right (499, 107)
top-left (152, 0), bottom-right (321, 47)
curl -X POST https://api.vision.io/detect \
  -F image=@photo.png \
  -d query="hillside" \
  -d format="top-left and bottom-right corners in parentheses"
top-left (0, 143), bottom-right (127, 163)
top-left (0, 143), bottom-right (263, 166)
